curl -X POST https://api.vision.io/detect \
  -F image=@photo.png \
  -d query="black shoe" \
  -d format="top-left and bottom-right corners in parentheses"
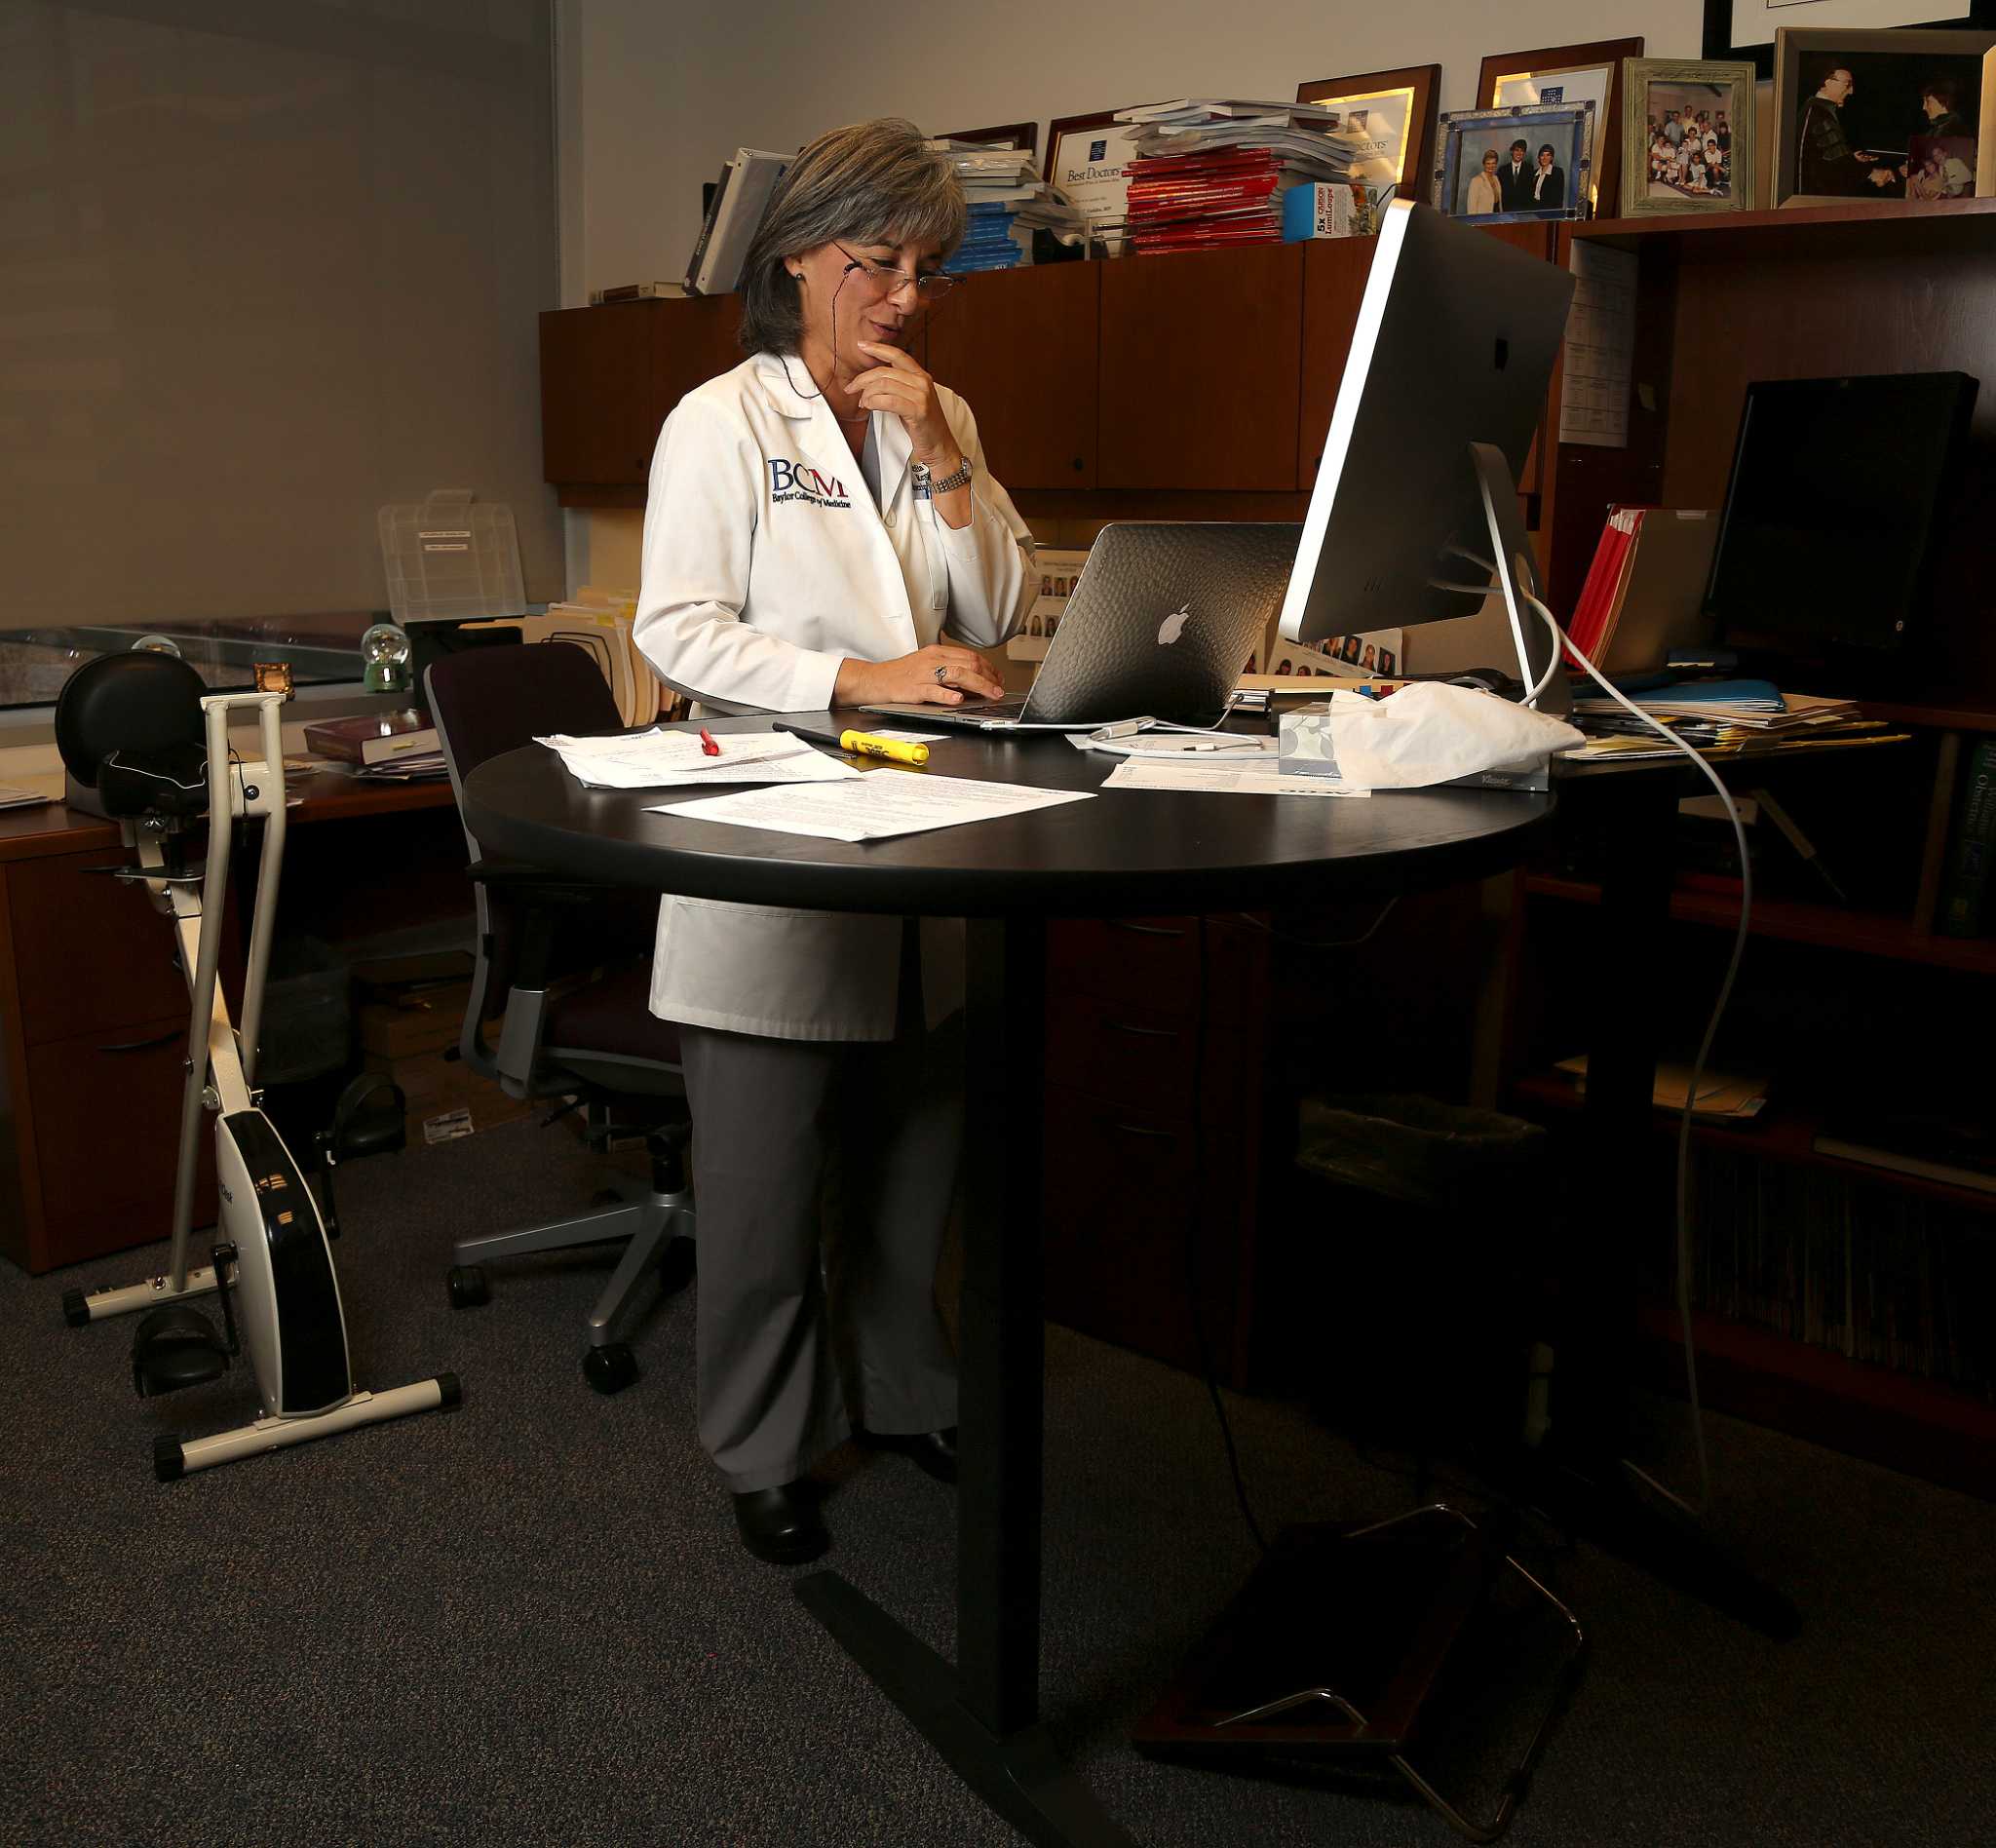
top-left (731, 1482), bottom-right (829, 1565)
top-left (856, 1426), bottom-right (958, 1486)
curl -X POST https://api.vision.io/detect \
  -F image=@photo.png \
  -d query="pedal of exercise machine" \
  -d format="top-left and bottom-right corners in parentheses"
top-left (132, 1243), bottom-right (240, 1397)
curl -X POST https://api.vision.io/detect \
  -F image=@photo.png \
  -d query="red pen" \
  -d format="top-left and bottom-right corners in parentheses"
top-left (698, 727), bottom-right (720, 757)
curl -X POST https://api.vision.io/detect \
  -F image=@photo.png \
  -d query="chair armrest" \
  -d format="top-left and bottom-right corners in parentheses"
top-left (465, 859), bottom-right (619, 905)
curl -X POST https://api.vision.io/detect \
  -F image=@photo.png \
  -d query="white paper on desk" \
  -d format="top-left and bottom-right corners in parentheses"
top-left (536, 729), bottom-right (854, 789)
top-left (650, 771), bottom-right (1093, 843)
top-left (1101, 759), bottom-right (1369, 797)
top-left (1285, 685), bottom-right (1582, 789)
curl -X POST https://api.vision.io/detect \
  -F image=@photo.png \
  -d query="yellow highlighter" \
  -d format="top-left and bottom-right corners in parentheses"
top-left (837, 730), bottom-right (929, 766)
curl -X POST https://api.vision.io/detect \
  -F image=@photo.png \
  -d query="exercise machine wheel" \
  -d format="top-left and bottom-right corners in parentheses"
top-left (583, 1342), bottom-right (638, 1395)
top-left (447, 1265), bottom-right (490, 1309)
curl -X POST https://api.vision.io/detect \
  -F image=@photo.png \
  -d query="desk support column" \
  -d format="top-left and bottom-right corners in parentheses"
top-left (959, 915), bottom-right (1046, 1737)
top-left (794, 916), bottom-right (1134, 1848)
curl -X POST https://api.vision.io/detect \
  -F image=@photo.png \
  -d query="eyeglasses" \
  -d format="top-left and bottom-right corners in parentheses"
top-left (833, 243), bottom-right (956, 303)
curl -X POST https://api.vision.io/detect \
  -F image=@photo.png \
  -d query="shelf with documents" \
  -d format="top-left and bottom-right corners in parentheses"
top-left (1508, 1074), bottom-right (1996, 1217)
top-left (1521, 874), bottom-right (1996, 976)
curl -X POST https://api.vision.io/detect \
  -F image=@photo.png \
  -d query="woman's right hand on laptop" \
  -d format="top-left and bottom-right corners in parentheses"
top-left (834, 644), bottom-right (1006, 707)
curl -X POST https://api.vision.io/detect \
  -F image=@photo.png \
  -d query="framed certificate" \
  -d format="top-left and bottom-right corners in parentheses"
top-left (1296, 64), bottom-right (1441, 200)
top-left (932, 121), bottom-right (1038, 155)
top-left (1046, 109), bottom-right (1149, 252)
top-left (1478, 37), bottom-right (1644, 214)
top-left (1706, 0), bottom-right (1996, 78)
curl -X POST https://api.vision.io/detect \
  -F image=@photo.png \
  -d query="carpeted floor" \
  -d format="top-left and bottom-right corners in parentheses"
top-left (4, 1115), bottom-right (1992, 1846)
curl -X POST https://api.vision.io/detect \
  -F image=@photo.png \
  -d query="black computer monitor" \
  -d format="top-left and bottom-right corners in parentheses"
top-left (1705, 372), bottom-right (1977, 663)
top-left (1276, 200), bottom-right (1576, 705)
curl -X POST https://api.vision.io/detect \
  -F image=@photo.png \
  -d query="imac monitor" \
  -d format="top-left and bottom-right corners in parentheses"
top-left (1705, 372), bottom-right (1977, 661)
top-left (1277, 200), bottom-right (1576, 703)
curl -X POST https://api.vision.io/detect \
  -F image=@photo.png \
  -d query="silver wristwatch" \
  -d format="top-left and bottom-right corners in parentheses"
top-left (918, 456), bottom-right (974, 495)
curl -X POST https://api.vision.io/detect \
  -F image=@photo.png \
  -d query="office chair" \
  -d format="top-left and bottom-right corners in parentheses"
top-left (425, 643), bottom-right (695, 1395)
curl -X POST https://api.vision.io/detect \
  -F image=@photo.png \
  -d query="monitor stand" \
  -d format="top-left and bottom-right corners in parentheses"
top-left (1425, 443), bottom-right (1571, 794)
top-left (1465, 441), bottom-right (1569, 721)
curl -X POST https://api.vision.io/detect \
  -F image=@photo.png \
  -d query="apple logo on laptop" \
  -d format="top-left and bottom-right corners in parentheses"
top-left (1157, 604), bottom-right (1192, 645)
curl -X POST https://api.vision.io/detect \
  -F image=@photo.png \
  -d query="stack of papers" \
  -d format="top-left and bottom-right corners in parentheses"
top-left (1555, 1055), bottom-right (1768, 1121)
top-left (1116, 101), bottom-right (1366, 254)
top-left (536, 730), bottom-right (859, 789)
top-left (929, 141), bottom-right (1093, 270)
top-left (466, 587), bottom-right (677, 729)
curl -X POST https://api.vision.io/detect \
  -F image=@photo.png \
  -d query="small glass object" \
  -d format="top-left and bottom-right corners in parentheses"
top-left (360, 620), bottom-right (413, 695)
top-left (254, 662), bottom-right (294, 699)
top-left (131, 635), bottom-right (182, 657)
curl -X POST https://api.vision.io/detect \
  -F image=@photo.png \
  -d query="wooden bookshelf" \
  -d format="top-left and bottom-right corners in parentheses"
top-left (1521, 873), bottom-right (1996, 976)
top-left (1509, 1073), bottom-right (1996, 1217)
top-left (1575, 195), bottom-right (1996, 253)
top-left (1633, 1297), bottom-right (1996, 1501)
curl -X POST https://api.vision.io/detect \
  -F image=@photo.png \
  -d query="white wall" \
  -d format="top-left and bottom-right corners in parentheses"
top-left (555, 0), bottom-right (1708, 591)
top-left (560, 0), bottom-right (1704, 302)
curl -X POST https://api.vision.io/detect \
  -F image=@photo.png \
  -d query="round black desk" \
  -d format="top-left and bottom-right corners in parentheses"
top-left (464, 712), bottom-right (1556, 1848)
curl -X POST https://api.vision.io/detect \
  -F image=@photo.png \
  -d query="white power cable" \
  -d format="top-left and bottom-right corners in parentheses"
top-left (1524, 591), bottom-right (1753, 1517)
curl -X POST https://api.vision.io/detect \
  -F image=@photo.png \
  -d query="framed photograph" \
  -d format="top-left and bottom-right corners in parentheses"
top-left (1045, 109), bottom-right (1149, 251)
top-left (1624, 59), bottom-right (1758, 212)
top-left (1706, 0), bottom-right (1996, 80)
top-left (932, 122), bottom-right (1038, 155)
top-left (1772, 27), bottom-right (1996, 205)
top-left (1295, 64), bottom-right (1441, 201)
top-left (1435, 103), bottom-right (1594, 222)
top-left (1478, 37), bottom-right (1643, 215)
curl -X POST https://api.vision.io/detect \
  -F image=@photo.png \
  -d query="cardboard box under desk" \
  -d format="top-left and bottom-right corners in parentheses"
top-left (358, 982), bottom-right (473, 1060)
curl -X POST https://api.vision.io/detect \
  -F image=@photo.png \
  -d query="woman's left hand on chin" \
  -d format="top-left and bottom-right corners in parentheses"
top-left (854, 341), bottom-right (962, 474)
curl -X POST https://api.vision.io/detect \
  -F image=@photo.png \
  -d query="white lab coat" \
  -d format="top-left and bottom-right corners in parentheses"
top-left (633, 352), bottom-right (1036, 1040)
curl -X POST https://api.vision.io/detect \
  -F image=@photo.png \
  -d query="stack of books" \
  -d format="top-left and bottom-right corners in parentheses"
top-left (302, 710), bottom-right (445, 780)
top-left (930, 141), bottom-right (1091, 272)
top-left (1117, 99), bottom-right (1363, 253)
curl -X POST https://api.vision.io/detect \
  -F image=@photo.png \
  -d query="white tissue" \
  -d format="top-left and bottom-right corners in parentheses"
top-left (1280, 683), bottom-right (1583, 790)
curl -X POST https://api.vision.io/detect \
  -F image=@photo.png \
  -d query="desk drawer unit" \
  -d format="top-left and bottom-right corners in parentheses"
top-left (1042, 1081), bottom-right (1249, 1378)
top-left (1041, 916), bottom-right (1276, 1385)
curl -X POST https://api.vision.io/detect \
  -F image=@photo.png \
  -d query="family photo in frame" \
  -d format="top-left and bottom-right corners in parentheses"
top-left (1624, 58), bottom-right (1757, 213)
top-left (1435, 103), bottom-right (1594, 220)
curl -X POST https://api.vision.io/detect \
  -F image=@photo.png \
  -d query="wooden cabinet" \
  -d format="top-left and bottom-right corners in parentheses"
top-left (0, 843), bottom-right (235, 1273)
top-left (1297, 239), bottom-right (1374, 490)
top-left (927, 263), bottom-right (1098, 488)
top-left (1097, 244), bottom-right (1304, 490)
top-left (649, 292), bottom-right (753, 437)
top-left (538, 304), bottom-right (657, 486)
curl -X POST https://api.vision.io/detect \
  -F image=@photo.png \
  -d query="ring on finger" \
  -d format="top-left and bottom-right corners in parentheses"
top-left (935, 665), bottom-right (948, 683)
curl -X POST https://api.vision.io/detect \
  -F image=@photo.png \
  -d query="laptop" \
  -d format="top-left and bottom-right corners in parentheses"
top-left (864, 521), bottom-right (1302, 733)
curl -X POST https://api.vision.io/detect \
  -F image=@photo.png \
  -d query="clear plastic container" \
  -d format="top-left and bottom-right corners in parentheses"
top-left (377, 488), bottom-right (525, 625)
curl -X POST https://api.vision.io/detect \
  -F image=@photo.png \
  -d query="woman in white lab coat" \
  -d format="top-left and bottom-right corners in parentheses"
top-left (633, 119), bottom-right (1035, 1565)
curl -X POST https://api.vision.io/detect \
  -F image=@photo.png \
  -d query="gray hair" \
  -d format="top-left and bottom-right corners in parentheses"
top-left (738, 119), bottom-right (965, 357)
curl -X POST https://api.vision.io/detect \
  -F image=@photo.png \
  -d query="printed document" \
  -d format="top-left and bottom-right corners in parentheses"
top-left (649, 771), bottom-right (1094, 842)
top-left (537, 729), bottom-right (857, 789)
top-left (1101, 759), bottom-right (1368, 796)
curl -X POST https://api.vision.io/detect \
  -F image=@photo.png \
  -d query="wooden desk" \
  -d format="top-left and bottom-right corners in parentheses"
top-left (0, 772), bottom-right (455, 1274)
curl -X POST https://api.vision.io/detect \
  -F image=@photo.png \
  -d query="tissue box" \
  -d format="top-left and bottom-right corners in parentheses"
top-left (1277, 702), bottom-right (1344, 778)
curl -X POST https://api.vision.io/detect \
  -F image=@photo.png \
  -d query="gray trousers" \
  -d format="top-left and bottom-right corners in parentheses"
top-left (676, 973), bottom-right (962, 1492)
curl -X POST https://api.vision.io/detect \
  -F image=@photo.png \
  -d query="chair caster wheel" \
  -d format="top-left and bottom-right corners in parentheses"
top-left (446, 1265), bottom-right (489, 1309)
top-left (658, 1238), bottom-right (696, 1296)
top-left (584, 1343), bottom-right (638, 1395)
